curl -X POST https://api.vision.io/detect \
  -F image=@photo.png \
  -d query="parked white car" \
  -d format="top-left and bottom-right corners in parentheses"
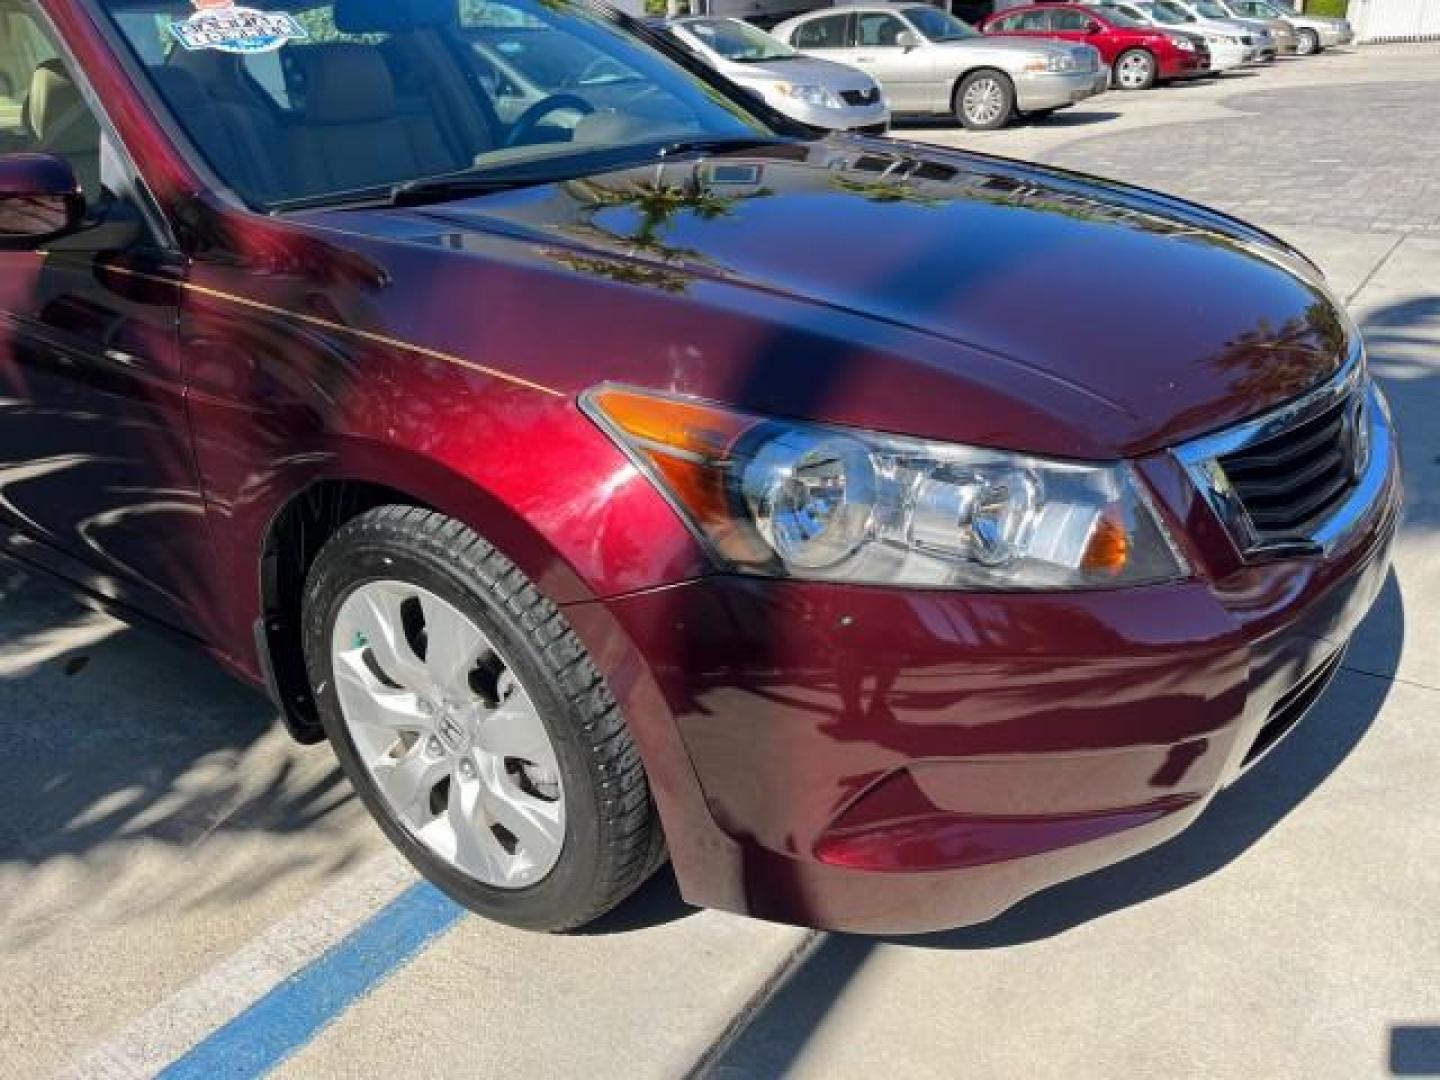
top-left (773, 3), bottom-right (1106, 130)
top-left (657, 16), bottom-right (890, 131)
top-left (1088, 0), bottom-right (1252, 68)
top-left (1158, 0), bottom-right (1278, 58)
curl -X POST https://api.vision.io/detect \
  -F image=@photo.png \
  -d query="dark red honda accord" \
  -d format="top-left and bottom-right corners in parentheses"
top-left (0, 0), bottom-right (1399, 933)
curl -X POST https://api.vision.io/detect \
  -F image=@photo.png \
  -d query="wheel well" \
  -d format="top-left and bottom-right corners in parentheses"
top-left (258, 480), bottom-right (433, 743)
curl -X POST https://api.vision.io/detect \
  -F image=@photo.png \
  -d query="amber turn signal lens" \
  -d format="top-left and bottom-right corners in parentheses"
top-left (586, 388), bottom-right (771, 564)
top-left (1081, 506), bottom-right (1132, 577)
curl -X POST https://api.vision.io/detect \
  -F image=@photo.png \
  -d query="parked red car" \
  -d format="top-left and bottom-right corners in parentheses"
top-left (981, 2), bottom-right (1211, 89)
top-left (0, 0), bottom-right (1398, 934)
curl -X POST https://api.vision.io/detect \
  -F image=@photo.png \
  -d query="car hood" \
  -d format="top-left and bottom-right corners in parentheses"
top-left (719, 55), bottom-right (877, 91)
top-left (313, 139), bottom-right (1350, 457)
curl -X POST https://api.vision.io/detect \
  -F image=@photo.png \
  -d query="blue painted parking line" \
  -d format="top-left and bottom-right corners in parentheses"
top-left (158, 881), bottom-right (464, 1080)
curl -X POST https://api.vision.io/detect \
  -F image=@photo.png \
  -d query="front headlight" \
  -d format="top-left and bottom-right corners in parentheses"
top-left (584, 386), bottom-right (1189, 591)
top-left (772, 82), bottom-right (843, 109)
top-left (1169, 35), bottom-right (1196, 50)
top-left (1026, 53), bottom-right (1078, 72)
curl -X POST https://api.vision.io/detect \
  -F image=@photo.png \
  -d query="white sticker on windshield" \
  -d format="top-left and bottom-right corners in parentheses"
top-left (168, 2), bottom-right (308, 54)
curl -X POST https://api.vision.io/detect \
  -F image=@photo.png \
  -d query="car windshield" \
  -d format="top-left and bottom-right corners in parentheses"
top-left (1251, 0), bottom-right (1284, 14)
top-left (100, 0), bottom-right (777, 211)
top-left (1192, 0), bottom-right (1232, 18)
top-left (679, 17), bottom-right (797, 61)
top-left (901, 6), bottom-right (978, 41)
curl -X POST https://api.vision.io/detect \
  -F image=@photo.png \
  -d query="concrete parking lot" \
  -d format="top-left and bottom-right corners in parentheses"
top-left (3, 42), bottom-right (1439, 1080)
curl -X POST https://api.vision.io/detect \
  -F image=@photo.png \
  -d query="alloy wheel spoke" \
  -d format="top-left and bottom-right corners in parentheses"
top-left (371, 743), bottom-right (448, 827)
top-left (334, 651), bottom-right (429, 732)
top-left (477, 754), bottom-right (564, 866)
top-left (479, 697), bottom-right (556, 771)
top-left (345, 585), bottom-right (435, 697)
top-left (419, 591), bottom-right (486, 701)
top-left (445, 767), bottom-right (511, 882)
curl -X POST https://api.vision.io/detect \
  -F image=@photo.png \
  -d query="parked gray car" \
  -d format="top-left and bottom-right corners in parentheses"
top-left (1226, 0), bottom-right (1354, 54)
top-left (773, 4), bottom-right (1106, 130)
top-left (659, 16), bottom-right (890, 131)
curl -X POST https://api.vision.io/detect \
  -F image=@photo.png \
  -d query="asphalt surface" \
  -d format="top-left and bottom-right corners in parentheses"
top-left (2, 42), bottom-right (1438, 1080)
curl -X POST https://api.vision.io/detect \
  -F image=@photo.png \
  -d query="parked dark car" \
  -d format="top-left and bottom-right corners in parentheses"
top-left (0, 0), bottom-right (1399, 934)
top-left (982, 1), bottom-right (1211, 88)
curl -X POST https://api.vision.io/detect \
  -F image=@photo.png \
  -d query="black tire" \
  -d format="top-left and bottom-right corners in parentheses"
top-left (1113, 48), bottom-right (1158, 90)
top-left (1295, 28), bottom-right (1321, 56)
top-left (302, 505), bottom-right (664, 932)
top-left (954, 69), bottom-right (1016, 130)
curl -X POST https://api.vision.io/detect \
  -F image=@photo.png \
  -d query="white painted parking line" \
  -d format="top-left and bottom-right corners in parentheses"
top-left (66, 852), bottom-right (418, 1079)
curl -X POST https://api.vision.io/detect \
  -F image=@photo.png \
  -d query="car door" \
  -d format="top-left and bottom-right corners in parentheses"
top-left (845, 11), bottom-right (935, 113)
top-left (0, 1), bottom-right (212, 631)
top-left (1047, 7), bottom-right (1117, 60)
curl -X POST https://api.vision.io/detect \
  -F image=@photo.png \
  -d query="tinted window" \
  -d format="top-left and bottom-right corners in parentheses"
top-left (855, 13), bottom-right (907, 47)
top-left (1013, 10), bottom-right (1053, 29)
top-left (902, 6), bottom-right (978, 40)
top-left (792, 13), bottom-right (851, 49)
top-left (1050, 9), bottom-right (1093, 30)
top-left (680, 18), bottom-right (796, 61)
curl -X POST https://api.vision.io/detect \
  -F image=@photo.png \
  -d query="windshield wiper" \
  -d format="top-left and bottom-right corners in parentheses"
top-left (654, 135), bottom-right (795, 159)
top-left (390, 169), bottom-right (568, 207)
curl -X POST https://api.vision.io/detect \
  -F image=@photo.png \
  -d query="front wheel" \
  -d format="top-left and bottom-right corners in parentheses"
top-left (1114, 48), bottom-right (1158, 90)
top-left (1295, 28), bottom-right (1321, 56)
top-left (302, 506), bottom-right (664, 931)
top-left (954, 69), bottom-right (1015, 130)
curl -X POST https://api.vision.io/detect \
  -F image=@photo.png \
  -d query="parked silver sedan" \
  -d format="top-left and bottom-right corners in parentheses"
top-left (658, 16), bottom-right (890, 132)
top-left (772, 4), bottom-right (1106, 130)
top-left (1227, 0), bottom-right (1354, 54)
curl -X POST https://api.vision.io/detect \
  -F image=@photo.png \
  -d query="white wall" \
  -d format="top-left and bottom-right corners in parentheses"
top-left (1346, 0), bottom-right (1440, 42)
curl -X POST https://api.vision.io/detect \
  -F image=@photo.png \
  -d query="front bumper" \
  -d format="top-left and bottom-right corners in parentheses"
top-left (1207, 42), bottom-right (1250, 71)
top-left (569, 390), bottom-right (1401, 934)
top-left (1160, 52), bottom-right (1211, 79)
top-left (1014, 68), bottom-right (1104, 112)
top-left (772, 97), bottom-right (891, 133)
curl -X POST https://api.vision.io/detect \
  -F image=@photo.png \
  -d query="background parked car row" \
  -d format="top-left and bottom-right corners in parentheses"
top-left (655, 0), bottom-right (1355, 130)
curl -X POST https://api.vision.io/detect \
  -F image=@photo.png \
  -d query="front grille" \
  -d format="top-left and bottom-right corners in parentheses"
top-left (841, 88), bottom-right (880, 106)
top-left (1217, 387), bottom-right (1366, 544)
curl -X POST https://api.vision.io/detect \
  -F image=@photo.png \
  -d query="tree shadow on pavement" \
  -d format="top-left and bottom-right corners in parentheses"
top-left (0, 569), bottom-right (368, 949)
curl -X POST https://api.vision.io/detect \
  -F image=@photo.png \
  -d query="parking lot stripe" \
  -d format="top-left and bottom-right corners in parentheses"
top-left (154, 881), bottom-right (464, 1079)
top-left (68, 852), bottom-right (420, 1079)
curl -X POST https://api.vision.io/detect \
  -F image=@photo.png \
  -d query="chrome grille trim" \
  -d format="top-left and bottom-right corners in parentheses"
top-left (1174, 343), bottom-right (1394, 562)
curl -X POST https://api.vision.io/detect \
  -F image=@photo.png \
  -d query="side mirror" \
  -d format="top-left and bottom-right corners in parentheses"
top-left (1086, 22), bottom-right (1105, 34)
top-left (0, 153), bottom-right (85, 247)
top-left (897, 29), bottom-right (921, 50)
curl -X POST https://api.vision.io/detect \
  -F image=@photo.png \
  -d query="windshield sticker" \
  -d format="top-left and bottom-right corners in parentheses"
top-left (168, 2), bottom-right (308, 54)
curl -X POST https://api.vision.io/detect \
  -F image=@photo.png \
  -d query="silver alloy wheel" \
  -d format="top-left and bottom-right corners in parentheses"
top-left (1296, 28), bottom-right (1319, 55)
top-left (331, 580), bottom-right (565, 888)
top-left (962, 76), bottom-right (1005, 126)
top-left (1117, 51), bottom-right (1154, 89)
